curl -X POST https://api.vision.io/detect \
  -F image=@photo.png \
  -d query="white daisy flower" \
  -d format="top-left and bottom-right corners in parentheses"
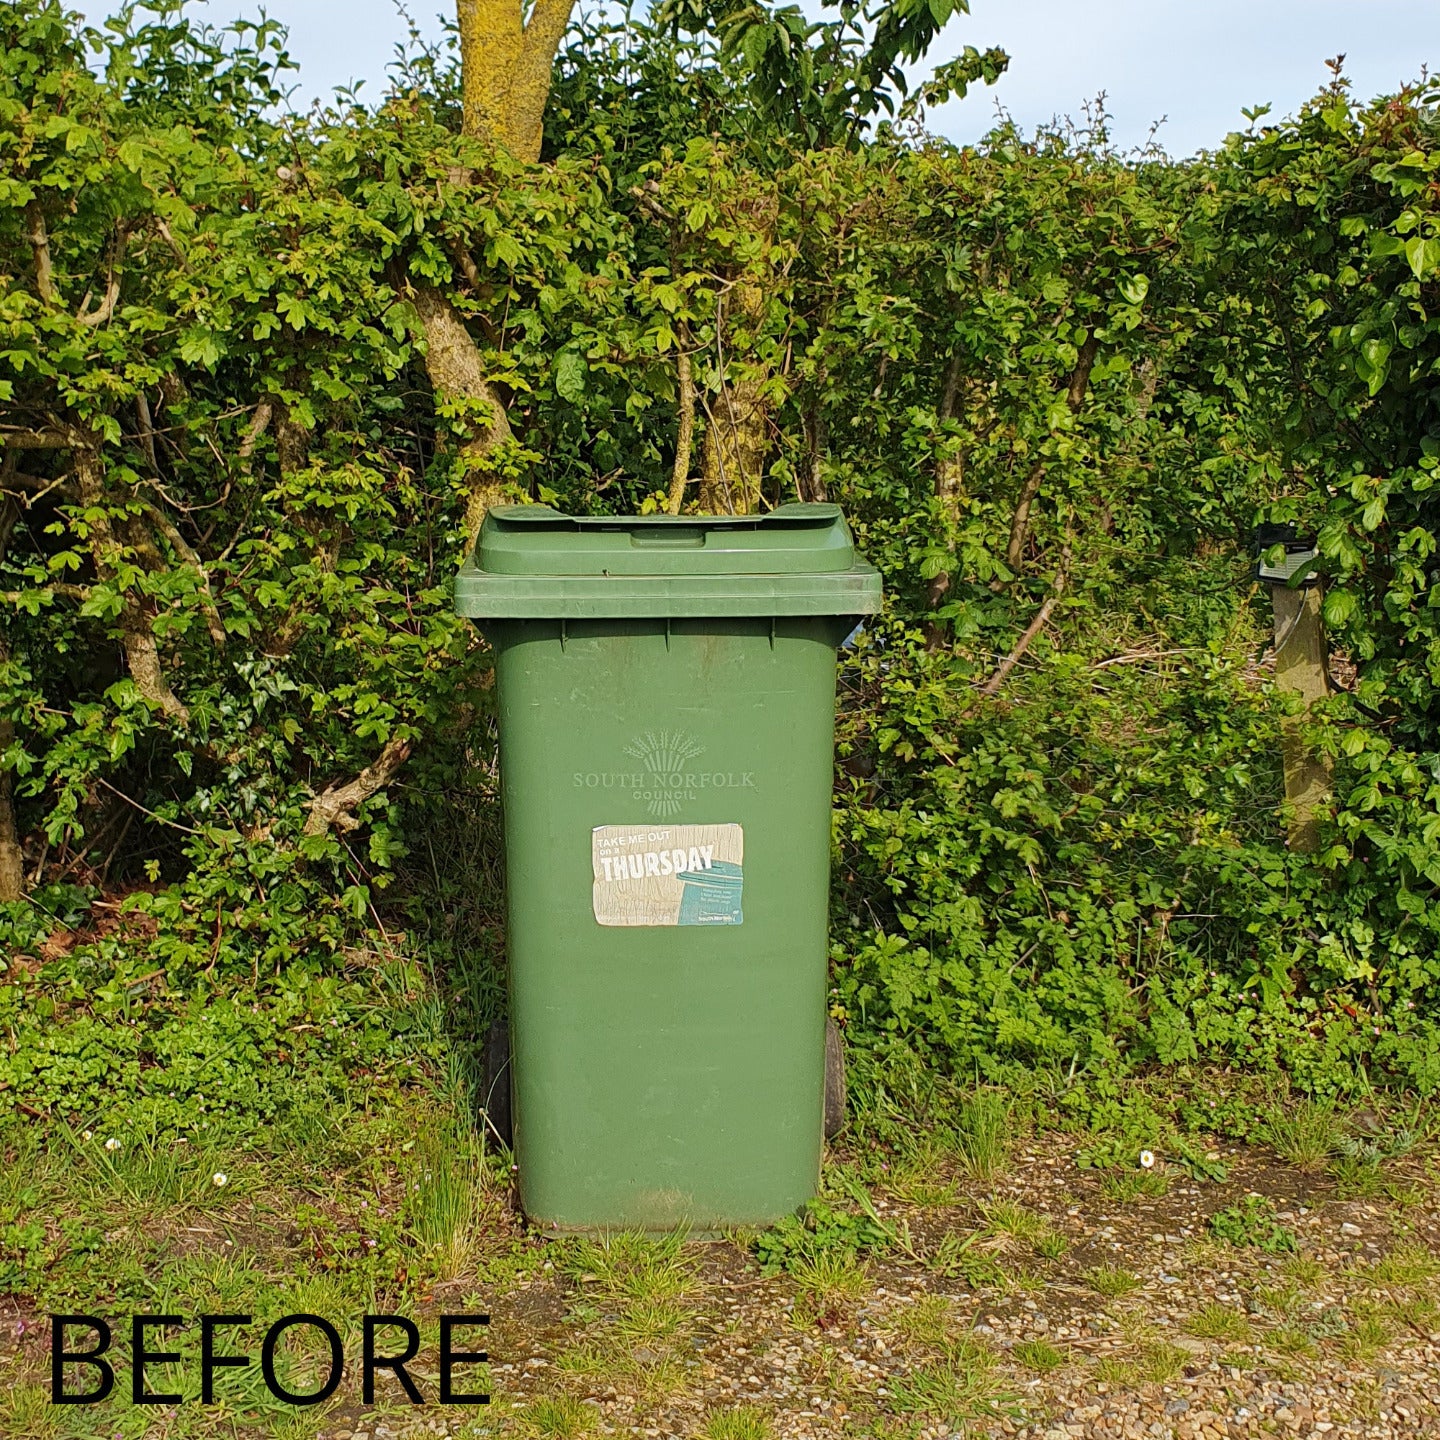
top-left (1139, 1149), bottom-right (1156, 1169)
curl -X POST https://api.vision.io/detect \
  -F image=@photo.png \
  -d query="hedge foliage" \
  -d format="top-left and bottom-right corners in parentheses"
top-left (3, 2), bottom-right (1440, 1133)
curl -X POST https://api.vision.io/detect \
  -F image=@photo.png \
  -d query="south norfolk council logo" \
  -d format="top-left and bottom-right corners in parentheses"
top-left (572, 729), bottom-right (756, 819)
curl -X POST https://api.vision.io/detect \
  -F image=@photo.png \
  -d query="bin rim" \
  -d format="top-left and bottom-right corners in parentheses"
top-left (453, 563), bottom-right (882, 620)
top-left (455, 502), bottom-right (883, 619)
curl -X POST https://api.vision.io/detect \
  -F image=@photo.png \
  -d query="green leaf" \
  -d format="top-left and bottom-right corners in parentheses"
top-left (1323, 589), bottom-right (1357, 628)
top-left (1118, 274), bottom-right (1149, 306)
top-left (554, 350), bottom-right (587, 403)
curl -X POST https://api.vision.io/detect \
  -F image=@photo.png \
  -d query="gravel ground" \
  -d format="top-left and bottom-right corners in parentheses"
top-left (318, 1133), bottom-right (1440, 1440)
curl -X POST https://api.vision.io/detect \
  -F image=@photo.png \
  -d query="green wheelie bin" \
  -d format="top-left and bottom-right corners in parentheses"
top-left (455, 502), bottom-right (881, 1232)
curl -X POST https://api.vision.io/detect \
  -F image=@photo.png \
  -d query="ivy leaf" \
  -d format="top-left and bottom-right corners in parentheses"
top-left (1405, 235), bottom-right (1435, 280)
top-left (554, 350), bottom-right (587, 402)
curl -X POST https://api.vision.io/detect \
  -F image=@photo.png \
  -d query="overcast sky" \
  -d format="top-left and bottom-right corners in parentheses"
top-left (78, 0), bottom-right (1440, 156)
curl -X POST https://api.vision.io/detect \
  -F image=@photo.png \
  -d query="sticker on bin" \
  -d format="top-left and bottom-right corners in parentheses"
top-left (591, 823), bottom-right (743, 927)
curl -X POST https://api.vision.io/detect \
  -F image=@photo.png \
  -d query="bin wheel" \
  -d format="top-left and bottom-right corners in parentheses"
top-left (824, 1016), bottom-right (846, 1141)
top-left (481, 1016), bottom-right (513, 1150)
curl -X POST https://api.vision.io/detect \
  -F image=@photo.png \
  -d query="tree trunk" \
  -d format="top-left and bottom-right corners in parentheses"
top-left (700, 378), bottom-right (768, 515)
top-left (927, 353), bottom-right (967, 610)
top-left (0, 707), bottom-right (22, 901)
top-left (1271, 583), bottom-right (1333, 852)
top-left (0, 496), bottom-right (24, 899)
top-left (75, 447), bottom-right (189, 725)
top-left (457, 0), bottom-right (576, 163)
top-left (700, 281), bottom-right (770, 515)
top-left (666, 341), bottom-right (696, 515)
top-left (412, 284), bottom-right (516, 546)
top-left (1004, 333), bottom-right (1099, 576)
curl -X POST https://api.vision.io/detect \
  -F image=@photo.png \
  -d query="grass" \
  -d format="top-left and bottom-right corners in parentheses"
top-left (1094, 1339), bottom-right (1186, 1385)
top-left (1083, 1264), bottom-right (1143, 1298)
top-left (1367, 1241), bottom-right (1440, 1286)
top-left (0, 1383), bottom-right (57, 1440)
top-left (791, 1251), bottom-right (871, 1320)
top-left (1280, 1255), bottom-right (1327, 1286)
top-left (700, 1405), bottom-right (775, 1440)
top-left (889, 1140), bottom-right (961, 1207)
top-left (948, 1090), bottom-right (1012, 1182)
top-left (1185, 1303), bottom-right (1253, 1343)
top-left (560, 1229), bottom-right (694, 1303)
top-left (887, 1344), bottom-right (1001, 1421)
top-left (406, 1121), bottom-right (484, 1282)
top-left (1013, 1338), bottom-right (1066, 1372)
top-left (1136, 1341), bottom-right (1188, 1383)
top-left (1100, 1169), bottom-right (1170, 1203)
top-left (516, 1395), bottom-right (598, 1439)
top-left (1262, 1099), bottom-right (1343, 1170)
top-left (889, 1294), bottom-right (954, 1353)
top-left (1093, 1355), bottom-right (1140, 1384)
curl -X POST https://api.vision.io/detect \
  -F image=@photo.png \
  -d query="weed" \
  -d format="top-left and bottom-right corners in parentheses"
top-left (701, 1406), bottom-right (774, 1440)
top-left (1337, 1314), bottom-right (1393, 1360)
top-left (754, 1199), bottom-right (890, 1278)
top-left (929, 1231), bottom-right (1008, 1289)
top-left (1385, 1292), bottom-right (1439, 1330)
top-left (1184, 1303), bottom-right (1252, 1343)
top-left (1252, 1281), bottom-right (1307, 1321)
top-left (1013, 1338), bottom-right (1065, 1372)
top-left (1083, 1265), bottom-right (1142, 1299)
top-left (1268, 1325), bottom-right (1318, 1358)
top-left (1209, 1195), bottom-right (1297, 1253)
top-left (1330, 1157), bottom-right (1385, 1200)
top-left (1262, 1100), bottom-right (1342, 1170)
top-left (1384, 1180), bottom-right (1427, 1207)
top-left (1032, 1229), bottom-right (1068, 1260)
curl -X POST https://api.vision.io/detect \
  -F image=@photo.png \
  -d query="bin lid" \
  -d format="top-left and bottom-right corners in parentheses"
top-left (455, 503), bottom-right (883, 619)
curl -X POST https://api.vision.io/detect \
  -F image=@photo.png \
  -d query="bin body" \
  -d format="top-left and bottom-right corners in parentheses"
top-left (456, 504), bottom-right (881, 1231)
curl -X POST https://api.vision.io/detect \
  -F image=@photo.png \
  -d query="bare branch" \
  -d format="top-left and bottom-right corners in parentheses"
top-left (154, 217), bottom-right (190, 271)
top-left (666, 337), bottom-right (695, 516)
top-left (135, 393), bottom-right (159, 473)
top-left (77, 224), bottom-right (129, 328)
top-left (303, 737), bottom-right (413, 838)
top-left (238, 401), bottom-right (273, 461)
top-left (981, 544), bottom-right (1072, 698)
top-left (2, 429), bottom-right (74, 450)
top-left (25, 201), bottom-right (56, 306)
top-left (139, 500), bottom-right (227, 649)
top-left (1005, 465), bottom-right (1045, 574)
top-left (1, 583), bottom-right (90, 604)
